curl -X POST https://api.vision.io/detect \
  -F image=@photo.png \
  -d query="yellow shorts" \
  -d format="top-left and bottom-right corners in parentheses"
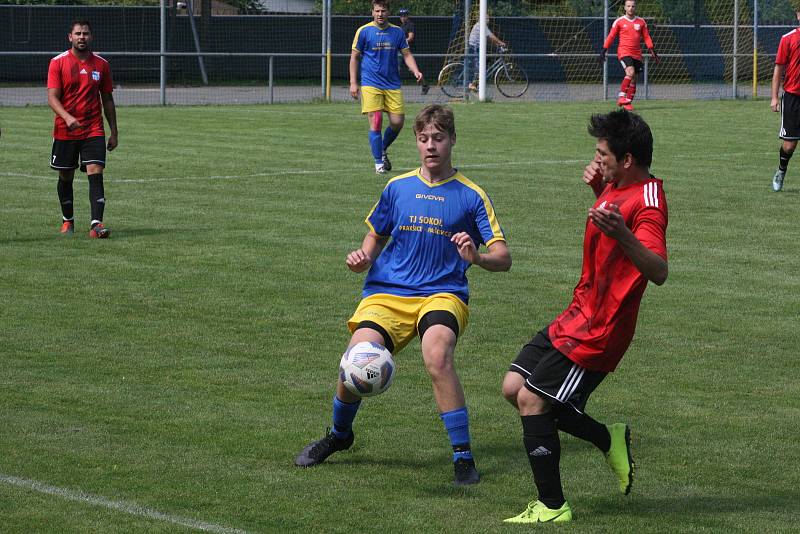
top-left (348, 293), bottom-right (469, 353)
top-left (361, 86), bottom-right (404, 115)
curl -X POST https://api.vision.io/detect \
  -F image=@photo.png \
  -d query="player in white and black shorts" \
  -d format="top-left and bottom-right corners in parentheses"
top-left (619, 56), bottom-right (643, 74)
top-left (779, 91), bottom-right (800, 141)
top-left (50, 136), bottom-right (106, 172)
top-left (509, 329), bottom-right (606, 414)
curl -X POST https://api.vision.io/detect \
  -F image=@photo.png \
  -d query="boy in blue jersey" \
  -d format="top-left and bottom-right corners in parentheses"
top-left (350, 0), bottom-right (424, 174)
top-left (295, 105), bottom-right (512, 486)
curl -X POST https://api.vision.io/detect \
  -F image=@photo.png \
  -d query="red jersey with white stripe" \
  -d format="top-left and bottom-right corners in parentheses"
top-left (775, 28), bottom-right (800, 95)
top-left (47, 50), bottom-right (113, 140)
top-left (603, 16), bottom-right (654, 61)
top-left (548, 178), bottom-right (668, 373)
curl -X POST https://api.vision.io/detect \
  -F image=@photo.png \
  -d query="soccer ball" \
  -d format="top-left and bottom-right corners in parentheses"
top-left (339, 341), bottom-right (396, 397)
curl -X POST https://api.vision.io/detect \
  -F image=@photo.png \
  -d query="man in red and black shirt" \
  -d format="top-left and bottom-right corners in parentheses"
top-left (48, 19), bottom-right (118, 238)
top-left (770, 9), bottom-right (800, 192)
top-left (599, 0), bottom-right (659, 110)
top-left (502, 110), bottom-right (668, 524)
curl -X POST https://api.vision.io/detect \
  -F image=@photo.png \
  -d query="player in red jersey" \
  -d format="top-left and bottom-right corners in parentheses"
top-left (770, 9), bottom-right (800, 192)
top-left (501, 110), bottom-right (668, 524)
top-left (47, 19), bottom-right (118, 238)
top-left (599, 0), bottom-right (659, 110)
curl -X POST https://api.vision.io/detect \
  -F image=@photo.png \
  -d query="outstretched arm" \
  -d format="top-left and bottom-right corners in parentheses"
top-left (346, 231), bottom-right (389, 273)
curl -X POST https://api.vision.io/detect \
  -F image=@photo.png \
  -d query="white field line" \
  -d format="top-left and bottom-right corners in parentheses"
top-left (0, 473), bottom-right (249, 534)
top-left (0, 152), bottom-right (769, 184)
top-left (0, 159), bottom-right (583, 184)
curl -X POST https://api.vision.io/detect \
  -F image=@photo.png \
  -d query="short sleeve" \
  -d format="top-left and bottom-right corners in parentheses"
top-left (365, 185), bottom-right (394, 237)
top-left (472, 190), bottom-right (505, 247)
top-left (47, 59), bottom-right (61, 89)
top-left (397, 29), bottom-right (409, 50)
top-left (353, 26), bottom-right (367, 52)
top-left (632, 182), bottom-right (668, 259)
top-left (776, 35), bottom-right (789, 66)
top-left (100, 61), bottom-right (113, 93)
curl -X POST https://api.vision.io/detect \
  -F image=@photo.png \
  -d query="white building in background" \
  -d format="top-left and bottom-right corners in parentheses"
top-left (257, 0), bottom-right (314, 13)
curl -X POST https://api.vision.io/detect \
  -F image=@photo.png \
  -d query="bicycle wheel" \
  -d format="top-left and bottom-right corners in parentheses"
top-left (494, 62), bottom-right (529, 98)
top-left (438, 62), bottom-right (467, 99)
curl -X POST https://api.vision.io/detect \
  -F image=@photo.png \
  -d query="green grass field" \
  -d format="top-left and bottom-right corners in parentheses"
top-left (0, 100), bottom-right (798, 533)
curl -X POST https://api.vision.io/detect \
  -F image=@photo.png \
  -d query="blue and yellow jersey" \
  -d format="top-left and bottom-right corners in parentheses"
top-left (363, 169), bottom-right (506, 303)
top-left (352, 22), bottom-right (409, 90)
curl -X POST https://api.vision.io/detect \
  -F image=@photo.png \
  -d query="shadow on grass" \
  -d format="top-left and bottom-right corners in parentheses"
top-left (0, 226), bottom-right (204, 243)
top-left (587, 491), bottom-right (799, 517)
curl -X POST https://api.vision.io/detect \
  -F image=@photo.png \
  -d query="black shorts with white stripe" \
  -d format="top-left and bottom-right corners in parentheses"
top-left (779, 91), bottom-right (800, 140)
top-left (50, 136), bottom-right (106, 172)
top-left (619, 56), bottom-right (643, 74)
top-left (509, 329), bottom-right (606, 414)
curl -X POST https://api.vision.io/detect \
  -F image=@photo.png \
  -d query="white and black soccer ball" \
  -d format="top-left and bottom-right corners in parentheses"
top-left (339, 341), bottom-right (396, 397)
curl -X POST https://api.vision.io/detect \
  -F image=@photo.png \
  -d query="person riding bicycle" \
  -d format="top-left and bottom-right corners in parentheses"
top-left (467, 18), bottom-right (506, 91)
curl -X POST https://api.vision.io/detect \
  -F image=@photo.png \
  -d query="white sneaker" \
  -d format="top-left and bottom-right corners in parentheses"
top-left (375, 163), bottom-right (386, 174)
top-left (773, 169), bottom-right (785, 192)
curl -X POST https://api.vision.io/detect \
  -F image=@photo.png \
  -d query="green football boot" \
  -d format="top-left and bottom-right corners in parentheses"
top-left (503, 500), bottom-right (572, 524)
top-left (605, 422), bottom-right (634, 495)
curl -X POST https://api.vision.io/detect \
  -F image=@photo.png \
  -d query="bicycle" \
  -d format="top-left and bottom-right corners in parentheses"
top-left (438, 47), bottom-right (529, 99)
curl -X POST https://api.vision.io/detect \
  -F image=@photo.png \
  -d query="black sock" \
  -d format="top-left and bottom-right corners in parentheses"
top-left (779, 147), bottom-right (793, 172)
top-left (88, 173), bottom-right (105, 223)
top-left (552, 405), bottom-right (611, 453)
top-left (57, 177), bottom-right (74, 220)
top-left (521, 413), bottom-right (565, 509)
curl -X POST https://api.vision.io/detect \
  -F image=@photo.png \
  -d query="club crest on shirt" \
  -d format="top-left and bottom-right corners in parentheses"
top-left (92, 71), bottom-right (101, 81)
top-left (634, 24), bottom-right (641, 31)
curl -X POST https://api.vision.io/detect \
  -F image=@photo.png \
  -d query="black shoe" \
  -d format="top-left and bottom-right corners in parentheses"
top-left (294, 428), bottom-right (354, 467)
top-left (421, 84), bottom-right (430, 95)
top-left (382, 151), bottom-right (392, 172)
top-left (453, 457), bottom-right (480, 486)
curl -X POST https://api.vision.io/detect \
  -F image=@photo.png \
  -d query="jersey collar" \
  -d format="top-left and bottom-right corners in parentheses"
top-left (415, 167), bottom-right (460, 187)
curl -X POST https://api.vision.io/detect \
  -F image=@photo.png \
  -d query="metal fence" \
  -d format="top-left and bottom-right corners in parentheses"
top-left (0, 2), bottom-right (792, 106)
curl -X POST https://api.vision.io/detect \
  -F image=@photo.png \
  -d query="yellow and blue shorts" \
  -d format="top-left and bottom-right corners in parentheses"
top-left (361, 86), bottom-right (404, 115)
top-left (348, 293), bottom-right (469, 353)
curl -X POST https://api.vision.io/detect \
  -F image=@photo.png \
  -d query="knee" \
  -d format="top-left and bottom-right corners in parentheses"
top-left (501, 373), bottom-right (522, 404)
top-left (423, 350), bottom-right (454, 381)
top-left (517, 387), bottom-right (549, 415)
top-left (392, 117), bottom-right (404, 130)
top-left (86, 165), bottom-right (104, 177)
top-left (369, 112), bottom-right (383, 131)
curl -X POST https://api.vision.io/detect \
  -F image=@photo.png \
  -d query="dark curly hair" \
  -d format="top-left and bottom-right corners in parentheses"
top-left (588, 110), bottom-right (653, 168)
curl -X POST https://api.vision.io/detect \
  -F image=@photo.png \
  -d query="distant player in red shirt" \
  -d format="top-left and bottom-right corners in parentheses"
top-left (501, 110), bottom-right (668, 524)
top-left (48, 19), bottom-right (118, 238)
top-left (599, 0), bottom-right (659, 110)
top-left (770, 9), bottom-right (800, 192)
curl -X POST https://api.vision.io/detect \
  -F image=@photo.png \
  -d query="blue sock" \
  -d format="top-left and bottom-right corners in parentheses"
top-left (382, 126), bottom-right (399, 151)
top-left (332, 396), bottom-right (361, 439)
top-left (440, 406), bottom-right (473, 461)
top-left (369, 130), bottom-right (383, 163)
